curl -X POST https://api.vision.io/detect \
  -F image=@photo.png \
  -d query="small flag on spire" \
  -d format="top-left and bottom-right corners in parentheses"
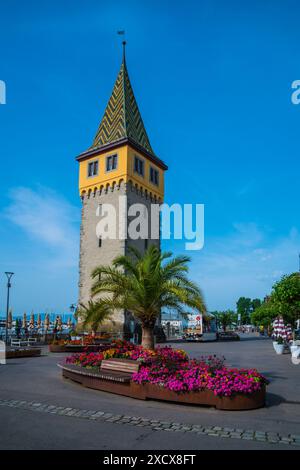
top-left (117, 31), bottom-right (126, 62)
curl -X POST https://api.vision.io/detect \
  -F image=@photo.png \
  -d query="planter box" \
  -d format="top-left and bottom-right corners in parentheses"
top-left (273, 342), bottom-right (285, 355)
top-left (145, 383), bottom-right (214, 406)
top-left (214, 387), bottom-right (265, 410)
top-left (290, 344), bottom-right (300, 354)
top-left (144, 383), bottom-right (265, 410)
top-left (59, 363), bottom-right (265, 411)
top-left (291, 346), bottom-right (300, 358)
top-left (59, 363), bottom-right (146, 400)
top-left (7, 348), bottom-right (41, 359)
top-left (217, 332), bottom-right (240, 341)
top-left (49, 344), bottom-right (67, 352)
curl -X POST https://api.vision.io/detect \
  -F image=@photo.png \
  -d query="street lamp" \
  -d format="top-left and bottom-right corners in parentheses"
top-left (69, 303), bottom-right (77, 326)
top-left (69, 303), bottom-right (76, 313)
top-left (5, 272), bottom-right (14, 346)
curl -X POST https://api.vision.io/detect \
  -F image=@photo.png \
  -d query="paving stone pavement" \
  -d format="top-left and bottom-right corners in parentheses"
top-left (0, 398), bottom-right (299, 447)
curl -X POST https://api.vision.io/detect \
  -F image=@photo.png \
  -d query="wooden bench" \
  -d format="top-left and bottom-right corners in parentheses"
top-left (60, 358), bottom-right (146, 400)
top-left (97, 358), bottom-right (140, 383)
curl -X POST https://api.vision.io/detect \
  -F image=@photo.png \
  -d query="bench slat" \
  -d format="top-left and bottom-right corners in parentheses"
top-left (103, 357), bottom-right (139, 366)
top-left (100, 359), bottom-right (139, 374)
top-left (101, 363), bottom-right (138, 372)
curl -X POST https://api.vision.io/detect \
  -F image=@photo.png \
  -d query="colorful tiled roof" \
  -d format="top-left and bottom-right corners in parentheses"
top-left (90, 46), bottom-right (155, 157)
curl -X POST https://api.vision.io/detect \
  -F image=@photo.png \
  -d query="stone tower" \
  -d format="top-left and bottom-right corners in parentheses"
top-left (76, 43), bottom-right (168, 337)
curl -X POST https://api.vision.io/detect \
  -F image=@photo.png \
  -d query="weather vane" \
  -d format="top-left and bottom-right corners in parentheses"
top-left (117, 30), bottom-right (126, 43)
top-left (117, 30), bottom-right (126, 59)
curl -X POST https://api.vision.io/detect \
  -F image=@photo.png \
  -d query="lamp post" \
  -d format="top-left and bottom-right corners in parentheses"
top-left (69, 303), bottom-right (77, 327)
top-left (70, 303), bottom-right (76, 313)
top-left (5, 272), bottom-right (14, 346)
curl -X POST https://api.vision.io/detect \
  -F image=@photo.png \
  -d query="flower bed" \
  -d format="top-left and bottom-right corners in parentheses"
top-left (65, 340), bottom-right (267, 400)
top-left (49, 335), bottom-right (111, 352)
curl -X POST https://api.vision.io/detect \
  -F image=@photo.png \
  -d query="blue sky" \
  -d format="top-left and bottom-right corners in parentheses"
top-left (0, 0), bottom-right (300, 314)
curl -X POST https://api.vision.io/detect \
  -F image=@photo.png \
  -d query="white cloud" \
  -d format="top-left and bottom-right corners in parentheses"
top-left (4, 186), bottom-right (80, 268)
top-left (0, 187), bottom-right (80, 313)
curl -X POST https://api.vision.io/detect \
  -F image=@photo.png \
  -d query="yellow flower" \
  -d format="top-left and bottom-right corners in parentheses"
top-left (103, 348), bottom-right (116, 359)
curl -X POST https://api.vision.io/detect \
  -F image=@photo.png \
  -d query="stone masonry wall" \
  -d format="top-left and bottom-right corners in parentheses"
top-left (78, 181), bottom-right (161, 335)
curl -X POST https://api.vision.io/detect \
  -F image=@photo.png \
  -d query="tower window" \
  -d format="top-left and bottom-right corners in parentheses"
top-left (88, 160), bottom-right (98, 177)
top-left (150, 167), bottom-right (159, 186)
top-left (106, 154), bottom-right (118, 172)
top-left (97, 204), bottom-right (102, 216)
top-left (98, 237), bottom-right (102, 248)
top-left (134, 156), bottom-right (144, 177)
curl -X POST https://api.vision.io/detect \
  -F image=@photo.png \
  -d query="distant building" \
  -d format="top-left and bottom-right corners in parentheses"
top-left (161, 320), bottom-right (183, 338)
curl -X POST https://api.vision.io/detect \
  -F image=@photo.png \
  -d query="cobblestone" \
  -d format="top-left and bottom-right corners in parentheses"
top-left (1, 398), bottom-right (299, 447)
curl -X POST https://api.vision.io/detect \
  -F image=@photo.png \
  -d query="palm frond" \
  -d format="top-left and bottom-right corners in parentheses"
top-left (78, 299), bottom-right (113, 330)
top-left (89, 246), bottom-right (206, 327)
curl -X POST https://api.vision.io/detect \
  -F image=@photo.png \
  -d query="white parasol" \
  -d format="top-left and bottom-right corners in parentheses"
top-left (272, 316), bottom-right (292, 341)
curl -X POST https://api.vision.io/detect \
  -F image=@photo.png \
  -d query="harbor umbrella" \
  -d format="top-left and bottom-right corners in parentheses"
top-left (44, 314), bottom-right (50, 332)
top-left (29, 313), bottom-right (35, 330)
top-left (272, 316), bottom-right (290, 340)
top-left (57, 316), bottom-right (62, 331)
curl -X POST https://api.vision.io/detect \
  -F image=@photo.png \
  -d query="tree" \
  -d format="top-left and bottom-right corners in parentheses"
top-left (251, 298), bottom-right (262, 312)
top-left (271, 273), bottom-right (300, 326)
top-left (91, 246), bottom-right (206, 349)
top-left (214, 310), bottom-right (236, 332)
top-left (77, 300), bottom-right (113, 334)
top-left (251, 300), bottom-right (277, 328)
top-left (236, 297), bottom-right (252, 324)
top-left (250, 273), bottom-right (300, 329)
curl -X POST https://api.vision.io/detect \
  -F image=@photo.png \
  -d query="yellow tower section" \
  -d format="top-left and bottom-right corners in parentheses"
top-left (77, 43), bottom-right (167, 200)
top-left (78, 145), bottom-right (165, 201)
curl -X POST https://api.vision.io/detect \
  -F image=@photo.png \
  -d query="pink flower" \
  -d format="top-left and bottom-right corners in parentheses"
top-left (65, 342), bottom-right (267, 397)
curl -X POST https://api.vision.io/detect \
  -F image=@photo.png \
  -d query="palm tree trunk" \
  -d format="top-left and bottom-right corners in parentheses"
top-left (141, 325), bottom-right (155, 350)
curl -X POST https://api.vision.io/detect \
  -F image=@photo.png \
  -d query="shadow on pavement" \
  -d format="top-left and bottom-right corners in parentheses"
top-left (265, 392), bottom-right (285, 407)
top-left (237, 336), bottom-right (271, 341)
top-left (164, 336), bottom-right (271, 344)
top-left (265, 393), bottom-right (300, 407)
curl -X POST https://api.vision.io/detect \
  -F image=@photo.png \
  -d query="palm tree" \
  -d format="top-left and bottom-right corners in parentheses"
top-left (77, 299), bottom-right (113, 335)
top-left (91, 246), bottom-right (206, 349)
top-left (214, 310), bottom-right (235, 332)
